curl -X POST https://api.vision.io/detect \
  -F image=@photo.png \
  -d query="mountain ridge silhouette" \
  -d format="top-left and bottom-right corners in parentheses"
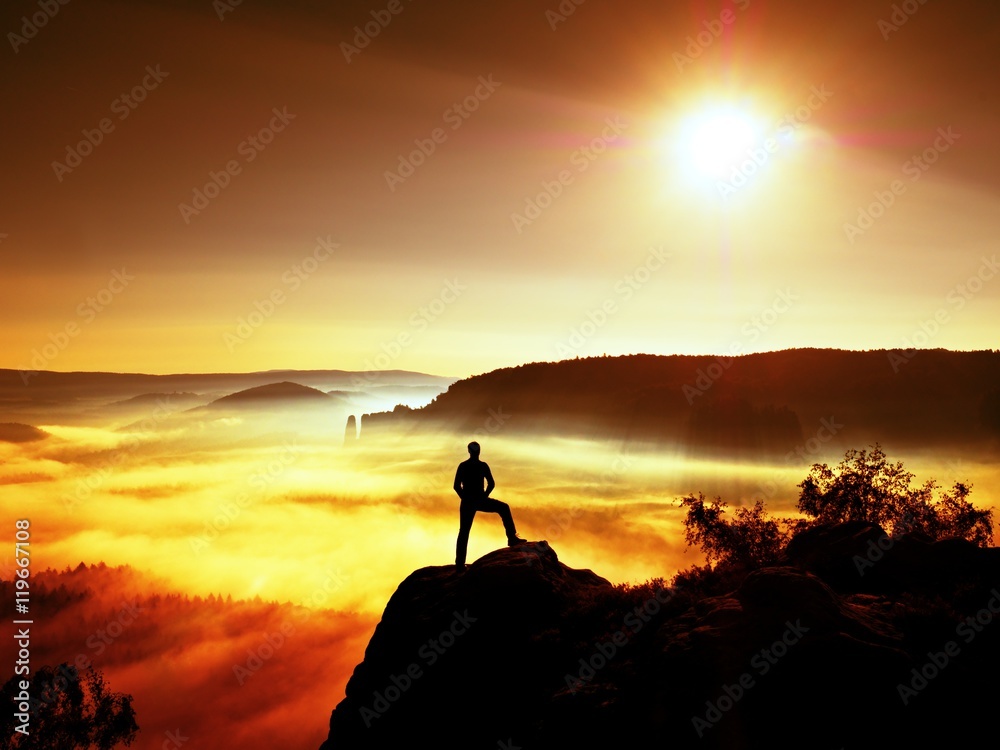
top-left (357, 348), bottom-right (1000, 456)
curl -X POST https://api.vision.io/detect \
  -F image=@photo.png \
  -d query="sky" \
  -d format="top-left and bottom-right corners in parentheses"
top-left (1, 0), bottom-right (998, 378)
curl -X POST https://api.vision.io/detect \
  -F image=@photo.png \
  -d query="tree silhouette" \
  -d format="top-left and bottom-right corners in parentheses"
top-left (797, 443), bottom-right (993, 545)
top-left (925, 481), bottom-right (994, 547)
top-left (681, 444), bottom-right (995, 569)
top-left (679, 494), bottom-right (788, 568)
top-left (1, 664), bottom-right (138, 750)
top-left (797, 444), bottom-right (915, 530)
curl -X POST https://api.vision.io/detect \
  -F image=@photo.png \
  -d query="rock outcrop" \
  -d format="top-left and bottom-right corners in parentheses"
top-left (321, 542), bottom-right (610, 750)
top-left (320, 532), bottom-right (1000, 750)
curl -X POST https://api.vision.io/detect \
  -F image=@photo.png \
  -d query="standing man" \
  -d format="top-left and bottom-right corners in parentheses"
top-left (454, 441), bottom-right (526, 571)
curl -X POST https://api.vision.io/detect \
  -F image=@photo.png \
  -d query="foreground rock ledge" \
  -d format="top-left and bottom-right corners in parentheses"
top-left (320, 533), bottom-right (1000, 750)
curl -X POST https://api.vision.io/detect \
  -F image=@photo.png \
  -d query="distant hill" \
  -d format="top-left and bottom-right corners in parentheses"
top-left (0, 367), bottom-right (456, 424)
top-left (0, 422), bottom-right (48, 443)
top-left (106, 392), bottom-right (204, 409)
top-left (359, 349), bottom-right (1000, 457)
top-left (0, 367), bottom-right (456, 394)
top-left (111, 381), bottom-right (353, 437)
top-left (201, 381), bottom-right (340, 410)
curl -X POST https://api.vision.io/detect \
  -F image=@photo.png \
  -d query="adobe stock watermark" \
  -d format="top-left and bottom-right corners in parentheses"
top-left (384, 74), bottom-right (501, 191)
top-left (521, 502), bottom-right (624, 568)
top-left (545, 0), bottom-right (586, 31)
top-left (887, 254), bottom-right (999, 372)
top-left (86, 599), bottom-right (142, 655)
top-left (178, 106), bottom-right (296, 223)
top-left (224, 236), bottom-right (338, 352)
top-left (542, 502), bottom-right (624, 551)
top-left (564, 584), bottom-right (677, 693)
top-left (897, 588), bottom-right (1000, 705)
top-left (673, 0), bottom-right (751, 71)
top-left (20, 599), bottom-right (143, 723)
top-left (341, 0), bottom-right (415, 63)
top-left (554, 245), bottom-right (671, 358)
top-left (520, 451), bottom-right (629, 568)
top-left (51, 65), bottom-right (169, 182)
top-left (692, 619), bottom-right (810, 737)
top-left (19, 268), bottom-right (135, 384)
top-left (233, 625), bottom-right (293, 686)
top-left (349, 278), bottom-right (467, 387)
top-left (359, 609), bottom-right (478, 727)
top-left (162, 728), bottom-right (189, 750)
top-left (62, 396), bottom-right (178, 512)
top-left (189, 441), bottom-right (301, 553)
top-left (682, 288), bottom-right (799, 404)
top-left (509, 115), bottom-right (629, 234)
top-left (751, 416), bottom-right (844, 504)
top-left (214, 0), bottom-right (243, 21)
top-left (8, 0), bottom-right (71, 53)
top-left (400, 406), bottom-right (511, 510)
top-left (843, 126), bottom-right (960, 244)
top-left (878, 0), bottom-right (929, 40)
top-left (232, 568), bottom-right (349, 685)
top-left (852, 512), bottom-right (917, 577)
top-left (715, 85), bottom-right (833, 198)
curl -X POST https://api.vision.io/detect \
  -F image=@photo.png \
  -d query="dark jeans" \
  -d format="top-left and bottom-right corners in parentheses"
top-left (455, 496), bottom-right (517, 566)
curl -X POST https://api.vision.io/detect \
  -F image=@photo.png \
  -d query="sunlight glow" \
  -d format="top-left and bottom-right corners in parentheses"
top-left (675, 104), bottom-right (768, 181)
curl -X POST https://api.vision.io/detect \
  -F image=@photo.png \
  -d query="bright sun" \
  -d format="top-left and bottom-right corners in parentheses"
top-left (674, 105), bottom-right (767, 182)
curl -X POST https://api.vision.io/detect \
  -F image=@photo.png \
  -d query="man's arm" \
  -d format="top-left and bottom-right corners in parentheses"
top-left (454, 464), bottom-right (463, 498)
top-left (483, 463), bottom-right (495, 497)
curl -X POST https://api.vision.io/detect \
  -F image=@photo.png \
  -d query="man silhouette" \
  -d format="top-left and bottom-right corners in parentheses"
top-left (454, 441), bottom-right (526, 570)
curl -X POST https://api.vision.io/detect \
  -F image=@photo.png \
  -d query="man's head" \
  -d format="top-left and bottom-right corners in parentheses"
top-left (467, 441), bottom-right (481, 458)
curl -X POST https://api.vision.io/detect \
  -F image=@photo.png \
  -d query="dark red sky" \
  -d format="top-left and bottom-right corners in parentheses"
top-left (2, 0), bottom-right (998, 374)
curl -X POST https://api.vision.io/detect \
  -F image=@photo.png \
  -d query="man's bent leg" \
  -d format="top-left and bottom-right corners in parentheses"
top-left (476, 497), bottom-right (518, 540)
top-left (455, 503), bottom-right (477, 567)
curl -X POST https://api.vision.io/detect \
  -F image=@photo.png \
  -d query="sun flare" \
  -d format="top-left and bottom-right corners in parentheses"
top-left (674, 104), bottom-right (767, 181)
